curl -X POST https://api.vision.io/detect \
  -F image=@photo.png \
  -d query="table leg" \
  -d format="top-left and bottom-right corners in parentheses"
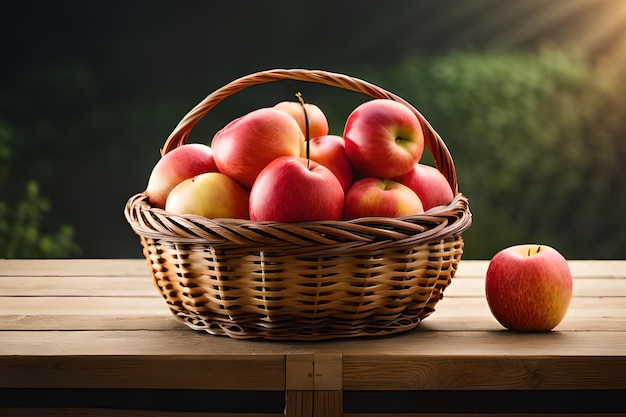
top-left (314, 390), bottom-right (342, 417)
top-left (285, 389), bottom-right (314, 417)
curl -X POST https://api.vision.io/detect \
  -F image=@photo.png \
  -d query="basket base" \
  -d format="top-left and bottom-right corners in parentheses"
top-left (139, 229), bottom-right (465, 341)
top-left (170, 309), bottom-right (426, 341)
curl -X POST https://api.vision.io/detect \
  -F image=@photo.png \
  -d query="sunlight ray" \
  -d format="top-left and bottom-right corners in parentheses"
top-left (490, 0), bottom-right (596, 49)
top-left (452, 0), bottom-right (558, 47)
top-left (575, 2), bottom-right (626, 54)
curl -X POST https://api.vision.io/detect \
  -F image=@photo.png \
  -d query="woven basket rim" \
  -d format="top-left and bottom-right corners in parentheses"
top-left (124, 192), bottom-right (471, 256)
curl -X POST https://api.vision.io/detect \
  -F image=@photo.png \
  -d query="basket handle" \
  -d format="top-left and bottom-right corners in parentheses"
top-left (161, 69), bottom-right (459, 194)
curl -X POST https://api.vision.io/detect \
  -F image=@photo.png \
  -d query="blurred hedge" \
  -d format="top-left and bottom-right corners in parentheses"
top-left (1, 48), bottom-right (624, 259)
top-left (362, 48), bottom-right (626, 259)
top-left (0, 121), bottom-right (80, 258)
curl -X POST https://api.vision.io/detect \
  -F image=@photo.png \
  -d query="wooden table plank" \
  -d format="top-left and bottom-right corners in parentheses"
top-left (1, 313), bottom-right (623, 332)
top-left (2, 261), bottom-right (623, 297)
top-left (443, 277), bottom-right (626, 298)
top-left (0, 276), bottom-right (159, 297)
top-left (345, 414), bottom-right (626, 417)
top-left (0, 354), bottom-right (285, 390)
top-left (342, 356), bottom-right (626, 390)
top-left (1, 329), bottom-right (625, 357)
top-left (0, 313), bottom-right (185, 331)
top-left (0, 330), bottom-right (298, 356)
top-left (0, 259), bottom-right (149, 276)
top-left (1, 410), bottom-right (284, 417)
top-left (3, 259), bottom-right (625, 279)
top-left (30, 276), bottom-right (626, 298)
top-left (3, 275), bottom-right (623, 297)
top-left (2, 329), bottom-right (624, 393)
top-left (0, 296), bottom-right (168, 315)
top-left (455, 260), bottom-right (626, 278)
top-left (431, 296), bottom-right (626, 318)
top-left (1, 295), bottom-right (622, 329)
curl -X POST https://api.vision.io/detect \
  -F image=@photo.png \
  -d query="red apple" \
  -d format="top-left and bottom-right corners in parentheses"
top-left (343, 177), bottom-right (424, 220)
top-left (343, 99), bottom-right (424, 179)
top-left (393, 163), bottom-right (454, 211)
top-left (274, 100), bottom-right (329, 139)
top-left (145, 143), bottom-right (219, 209)
top-left (165, 172), bottom-right (249, 219)
top-left (302, 135), bottom-right (353, 193)
top-left (249, 156), bottom-right (344, 222)
top-left (485, 244), bottom-right (573, 332)
top-left (211, 108), bottom-right (304, 188)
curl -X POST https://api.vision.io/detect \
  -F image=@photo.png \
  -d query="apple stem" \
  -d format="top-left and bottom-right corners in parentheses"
top-left (296, 92), bottom-right (311, 169)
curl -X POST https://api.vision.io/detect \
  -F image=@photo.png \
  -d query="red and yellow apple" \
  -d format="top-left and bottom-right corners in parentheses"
top-left (145, 143), bottom-right (219, 209)
top-left (274, 100), bottom-right (329, 139)
top-left (211, 108), bottom-right (304, 188)
top-left (343, 177), bottom-right (424, 220)
top-left (393, 163), bottom-right (454, 211)
top-left (485, 244), bottom-right (573, 332)
top-left (343, 99), bottom-right (424, 179)
top-left (249, 156), bottom-right (344, 222)
top-left (164, 172), bottom-right (250, 219)
top-left (303, 135), bottom-right (353, 193)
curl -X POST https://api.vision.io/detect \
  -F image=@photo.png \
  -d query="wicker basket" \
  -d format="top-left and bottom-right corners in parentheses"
top-left (124, 69), bottom-right (472, 341)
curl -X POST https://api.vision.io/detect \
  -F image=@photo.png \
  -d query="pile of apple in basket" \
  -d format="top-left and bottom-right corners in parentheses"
top-left (146, 95), bottom-right (454, 220)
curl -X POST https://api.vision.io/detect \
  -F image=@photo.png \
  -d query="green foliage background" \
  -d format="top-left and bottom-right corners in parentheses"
top-left (2, 1), bottom-right (625, 260)
top-left (363, 48), bottom-right (626, 259)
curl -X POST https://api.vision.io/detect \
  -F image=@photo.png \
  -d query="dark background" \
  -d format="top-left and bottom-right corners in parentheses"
top-left (2, 0), bottom-right (625, 259)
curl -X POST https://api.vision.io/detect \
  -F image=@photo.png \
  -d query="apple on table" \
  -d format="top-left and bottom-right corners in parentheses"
top-left (145, 143), bottom-right (219, 209)
top-left (485, 244), bottom-right (573, 332)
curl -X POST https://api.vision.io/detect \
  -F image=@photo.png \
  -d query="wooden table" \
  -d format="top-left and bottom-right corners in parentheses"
top-left (1, 259), bottom-right (625, 417)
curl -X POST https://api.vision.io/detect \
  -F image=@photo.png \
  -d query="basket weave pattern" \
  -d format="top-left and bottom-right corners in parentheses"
top-left (124, 69), bottom-right (472, 340)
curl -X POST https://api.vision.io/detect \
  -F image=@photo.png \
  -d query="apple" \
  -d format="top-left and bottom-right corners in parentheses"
top-left (393, 163), bottom-right (454, 211)
top-left (343, 99), bottom-right (424, 179)
top-left (145, 143), bottom-right (219, 209)
top-left (485, 244), bottom-right (573, 332)
top-left (211, 108), bottom-right (304, 188)
top-left (274, 100), bottom-right (329, 139)
top-left (249, 156), bottom-right (344, 222)
top-left (302, 135), bottom-right (353, 193)
top-left (343, 177), bottom-right (424, 220)
top-left (165, 172), bottom-right (250, 219)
